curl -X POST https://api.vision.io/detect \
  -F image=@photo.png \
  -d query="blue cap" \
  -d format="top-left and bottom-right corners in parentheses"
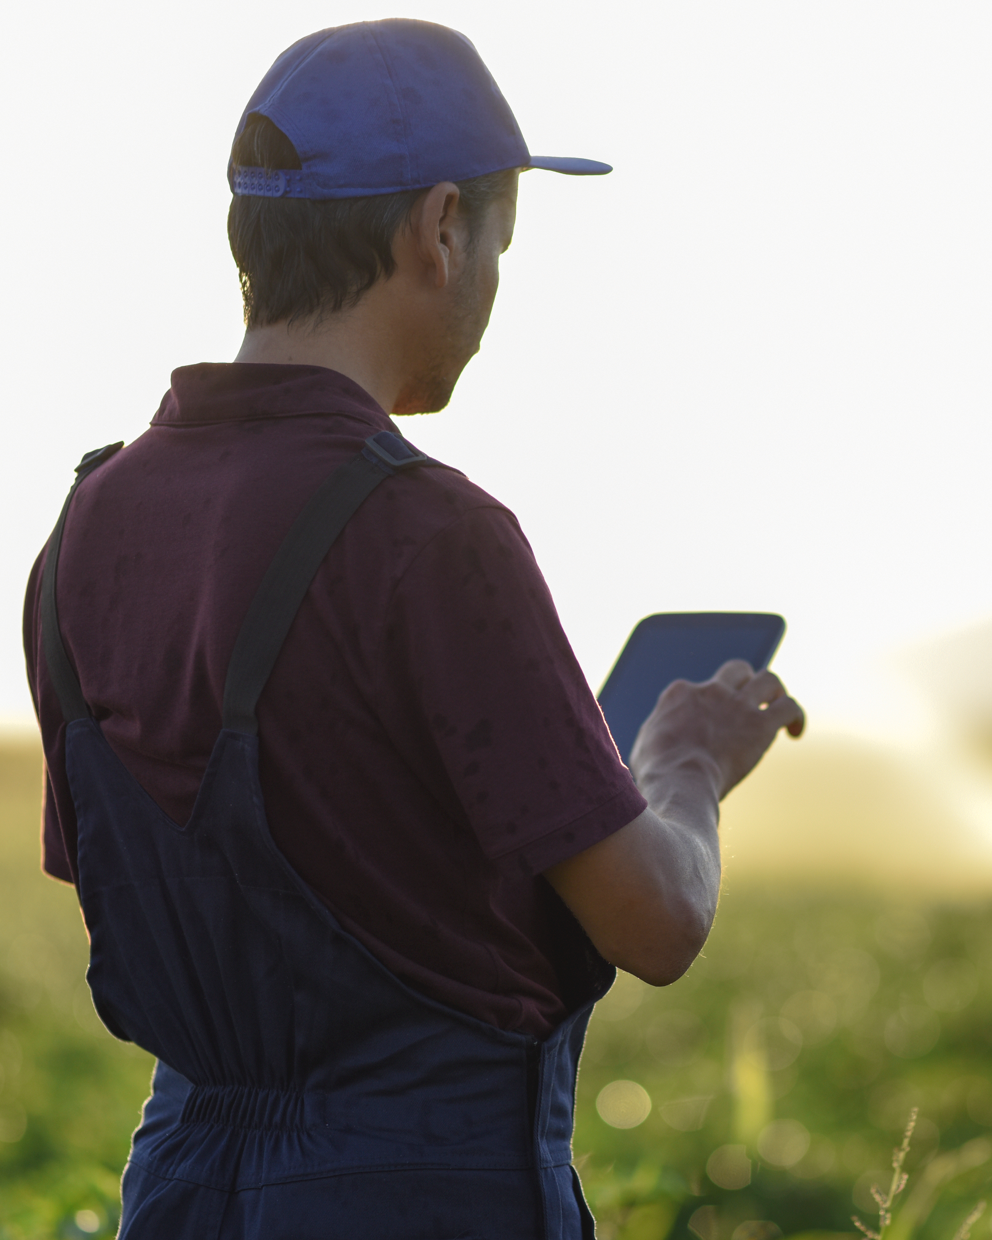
top-left (228, 19), bottom-right (612, 200)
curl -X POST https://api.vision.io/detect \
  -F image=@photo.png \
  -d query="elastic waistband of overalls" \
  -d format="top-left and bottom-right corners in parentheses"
top-left (131, 1059), bottom-right (577, 1192)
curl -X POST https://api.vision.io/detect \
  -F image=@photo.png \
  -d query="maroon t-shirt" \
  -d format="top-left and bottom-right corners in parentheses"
top-left (23, 363), bottom-right (645, 1038)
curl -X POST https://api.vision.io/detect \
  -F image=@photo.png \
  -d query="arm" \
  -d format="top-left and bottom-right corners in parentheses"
top-left (545, 660), bottom-right (804, 985)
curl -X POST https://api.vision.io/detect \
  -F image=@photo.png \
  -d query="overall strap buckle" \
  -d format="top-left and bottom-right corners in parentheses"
top-left (361, 431), bottom-right (431, 474)
top-left (75, 442), bottom-right (124, 476)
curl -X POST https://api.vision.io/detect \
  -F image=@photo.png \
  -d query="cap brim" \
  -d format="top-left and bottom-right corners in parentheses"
top-left (527, 155), bottom-right (612, 176)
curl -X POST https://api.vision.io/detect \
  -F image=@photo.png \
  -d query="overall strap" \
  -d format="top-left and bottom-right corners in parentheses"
top-left (40, 443), bottom-right (125, 723)
top-left (222, 430), bottom-right (435, 735)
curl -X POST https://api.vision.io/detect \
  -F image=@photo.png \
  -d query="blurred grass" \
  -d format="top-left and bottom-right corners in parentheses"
top-left (1, 738), bottom-right (991, 1239)
top-left (577, 889), bottom-right (992, 1240)
top-left (0, 741), bottom-right (153, 1239)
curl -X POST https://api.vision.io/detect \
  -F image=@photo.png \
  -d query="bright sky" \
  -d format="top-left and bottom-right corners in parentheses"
top-left (2, 2), bottom-right (990, 756)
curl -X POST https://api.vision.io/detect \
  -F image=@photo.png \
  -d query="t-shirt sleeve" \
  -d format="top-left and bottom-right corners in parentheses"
top-left (375, 505), bottom-right (647, 875)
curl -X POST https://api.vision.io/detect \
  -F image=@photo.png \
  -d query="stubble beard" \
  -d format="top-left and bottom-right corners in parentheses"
top-left (392, 255), bottom-right (486, 416)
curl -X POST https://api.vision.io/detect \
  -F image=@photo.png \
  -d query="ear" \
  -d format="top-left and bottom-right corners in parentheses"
top-left (406, 182), bottom-right (469, 289)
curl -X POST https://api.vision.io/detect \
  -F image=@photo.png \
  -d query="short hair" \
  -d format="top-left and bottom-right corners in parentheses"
top-left (228, 115), bottom-right (517, 328)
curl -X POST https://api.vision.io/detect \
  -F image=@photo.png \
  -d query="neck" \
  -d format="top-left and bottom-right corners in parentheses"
top-left (233, 295), bottom-right (407, 413)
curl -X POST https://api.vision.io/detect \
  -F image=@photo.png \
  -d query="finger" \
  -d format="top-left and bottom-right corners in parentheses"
top-left (712, 659), bottom-right (754, 690)
top-left (742, 669), bottom-right (787, 707)
top-left (763, 695), bottom-right (805, 737)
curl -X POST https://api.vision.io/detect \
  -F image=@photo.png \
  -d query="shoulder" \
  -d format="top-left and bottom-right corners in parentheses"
top-left (390, 458), bottom-right (521, 532)
top-left (359, 457), bottom-right (536, 583)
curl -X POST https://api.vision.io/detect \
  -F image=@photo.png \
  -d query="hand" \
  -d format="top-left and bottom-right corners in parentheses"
top-left (629, 660), bottom-right (805, 801)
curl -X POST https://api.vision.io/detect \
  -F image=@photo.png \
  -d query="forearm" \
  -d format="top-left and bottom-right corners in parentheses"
top-left (623, 754), bottom-right (724, 980)
top-left (546, 661), bottom-right (803, 988)
top-left (633, 755), bottom-right (723, 974)
top-left (546, 759), bottom-right (723, 986)
top-left (636, 746), bottom-right (722, 851)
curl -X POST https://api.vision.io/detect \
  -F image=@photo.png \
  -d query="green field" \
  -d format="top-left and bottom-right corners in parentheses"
top-left (1, 739), bottom-right (991, 1239)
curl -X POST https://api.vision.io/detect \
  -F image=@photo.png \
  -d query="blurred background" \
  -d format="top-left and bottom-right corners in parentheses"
top-left (1, 0), bottom-right (992, 1236)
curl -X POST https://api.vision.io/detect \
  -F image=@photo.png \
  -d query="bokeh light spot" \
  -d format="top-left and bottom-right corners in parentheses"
top-left (884, 1005), bottom-right (940, 1058)
top-left (688, 1205), bottom-right (720, 1240)
top-left (595, 971), bottom-right (645, 1022)
top-left (758, 1118), bottom-right (811, 1167)
top-left (706, 1143), bottom-right (752, 1190)
top-left (731, 1222), bottom-right (782, 1240)
top-left (853, 1168), bottom-right (891, 1213)
top-left (595, 1079), bottom-right (651, 1129)
top-left (780, 989), bottom-right (838, 1043)
top-left (742, 1017), bottom-right (803, 1070)
top-left (660, 1094), bottom-right (713, 1132)
top-left (791, 1135), bottom-right (837, 1179)
top-left (74, 1211), bottom-right (101, 1234)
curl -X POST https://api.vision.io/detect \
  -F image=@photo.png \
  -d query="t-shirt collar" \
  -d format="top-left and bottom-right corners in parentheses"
top-left (151, 362), bottom-right (394, 429)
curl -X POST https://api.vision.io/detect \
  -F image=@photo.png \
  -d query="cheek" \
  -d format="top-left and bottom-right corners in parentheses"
top-left (479, 259), bottom-right (500, 315)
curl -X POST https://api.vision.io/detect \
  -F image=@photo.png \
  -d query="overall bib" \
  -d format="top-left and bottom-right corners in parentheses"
top-left (41, 434), bottom-right (612, 1239)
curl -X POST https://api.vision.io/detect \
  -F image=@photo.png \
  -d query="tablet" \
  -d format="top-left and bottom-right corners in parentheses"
top-left (597, 612), bottom-right (786, 763)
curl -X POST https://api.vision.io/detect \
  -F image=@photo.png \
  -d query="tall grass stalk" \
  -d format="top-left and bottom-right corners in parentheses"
top-left (853, 1110), bottom-right (988, 1240)
top-left (853, 1108), bottom-right (918, 1240)
top-left (950, 1201), bottom-right (985, 1240)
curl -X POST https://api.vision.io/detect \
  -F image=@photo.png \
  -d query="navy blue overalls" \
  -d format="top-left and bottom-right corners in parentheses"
top-left (40, 434), bottom-right (613, 1238)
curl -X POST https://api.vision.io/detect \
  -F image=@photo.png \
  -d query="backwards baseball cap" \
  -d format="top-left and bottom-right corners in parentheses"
top-left (229, 19), bottom-right (612, 200)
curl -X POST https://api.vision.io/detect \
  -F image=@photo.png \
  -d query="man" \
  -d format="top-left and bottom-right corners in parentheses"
top-left (23, 19), bottom-right (803, 1239)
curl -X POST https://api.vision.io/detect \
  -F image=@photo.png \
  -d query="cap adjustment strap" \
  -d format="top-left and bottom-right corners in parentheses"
top-left (231, 166), bottom-right (310, 198)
